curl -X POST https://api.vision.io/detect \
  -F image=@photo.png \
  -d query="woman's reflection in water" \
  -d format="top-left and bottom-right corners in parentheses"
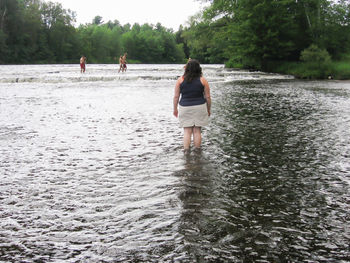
top-left (175, 150), bottom-right (222, 262)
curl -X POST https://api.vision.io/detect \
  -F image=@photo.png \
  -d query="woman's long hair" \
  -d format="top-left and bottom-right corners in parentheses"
top-left (183, 59), bottom-right (202, 82)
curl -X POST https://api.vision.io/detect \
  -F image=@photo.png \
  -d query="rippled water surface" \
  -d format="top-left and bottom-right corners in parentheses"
top-left (0, 64), bottom-right (349, 262)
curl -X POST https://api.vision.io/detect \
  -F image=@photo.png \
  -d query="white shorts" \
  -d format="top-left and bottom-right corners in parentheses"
top-left (179, 103), bottom-right (209, 128)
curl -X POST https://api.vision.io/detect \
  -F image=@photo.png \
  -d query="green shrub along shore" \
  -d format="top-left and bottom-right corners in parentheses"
top-left (249, 47), bottom-right (350, 80)
top-left (1, 0), bottom-right (350, 80)
top-left (275, 60), bottom-right (350, 80)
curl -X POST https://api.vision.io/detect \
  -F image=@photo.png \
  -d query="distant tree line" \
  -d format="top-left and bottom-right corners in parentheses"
top-left (1, 0), bottom-right (350, 78)
top-left (0, 0), bottom-right (78, 63)
top-left (0, 0), bottom-right (185, 64)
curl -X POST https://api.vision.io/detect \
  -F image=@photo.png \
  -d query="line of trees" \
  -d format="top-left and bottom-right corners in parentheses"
top-left (1, 0), bottom-right (350, 79)
top-left (0, 0), bottom-right (185, 64)
top-left (0, 0), bottom-right (78, 63)
top-left (183, 0), bottom-right (350, 77)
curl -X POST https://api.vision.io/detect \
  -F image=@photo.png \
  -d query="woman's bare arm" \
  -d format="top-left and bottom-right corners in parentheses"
top-left (173, 77), bottom-right (182, 117)
top-left (201, 77), bottom-right (211, 116)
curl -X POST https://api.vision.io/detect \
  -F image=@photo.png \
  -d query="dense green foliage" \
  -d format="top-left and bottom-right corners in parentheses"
top-left (0, 0), bottom-right (185, 64)
top-left (0, 0), bottom-right (79, 63)
top-left (1, 0), bottom-right (350, 79)
top-left (183, 0), bottom-right (350, 78)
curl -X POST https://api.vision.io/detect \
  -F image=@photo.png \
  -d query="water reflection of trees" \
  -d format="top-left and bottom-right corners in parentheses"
top-left (202, 82), bottom-right (349, 261)
top-left (173, 152), bottom-right (235, 262)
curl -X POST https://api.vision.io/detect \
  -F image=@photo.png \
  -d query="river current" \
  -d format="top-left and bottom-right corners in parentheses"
top-left (0, 64), bottom-right (349, 262)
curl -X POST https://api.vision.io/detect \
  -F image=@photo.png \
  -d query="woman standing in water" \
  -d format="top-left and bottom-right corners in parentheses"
top-left (173, 59), bottom-right (211, 152)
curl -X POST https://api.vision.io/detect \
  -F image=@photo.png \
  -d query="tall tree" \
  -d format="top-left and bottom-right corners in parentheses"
top-left (0, 0), bottom-right (24, 62)
top-left (92, 15), bottom-right (103, 25)
top-left (41, 1), bottom-right (78, 62)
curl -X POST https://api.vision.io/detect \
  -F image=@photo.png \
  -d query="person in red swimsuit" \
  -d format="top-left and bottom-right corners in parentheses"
top-left (80, 55), bottom-right (86, 73)
top-left (122, 53), bottom-right (127, 72)
top-left (118, 55), bottom-right (124, 73)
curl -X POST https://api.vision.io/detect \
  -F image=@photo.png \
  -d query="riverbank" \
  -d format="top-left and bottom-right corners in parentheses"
top-left (226, 59), bottom-right (350, 80)
top-left (272, 60), bottom-right (350, 80)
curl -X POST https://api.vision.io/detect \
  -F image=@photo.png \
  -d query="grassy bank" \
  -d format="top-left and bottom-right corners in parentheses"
top-left (226, 53), bottom-right (350, 80)
top-left (271, 60), bottom-right (350, 80)
top-left (226, 60), bottom-right (350, 80)
top-left (329, 61), bottom-right (350, 80)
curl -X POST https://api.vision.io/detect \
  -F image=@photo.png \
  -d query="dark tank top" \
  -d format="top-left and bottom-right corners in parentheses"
top-left (179, 77), bottom-right (206, 106)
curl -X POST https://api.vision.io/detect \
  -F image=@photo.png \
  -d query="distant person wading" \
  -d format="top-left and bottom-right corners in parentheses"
top-left (80, 55), bottom-right (86, 73)
top-left (173, 59), bottom-right (211, 153)
top-left (118, 53), bottom-right (127, 73)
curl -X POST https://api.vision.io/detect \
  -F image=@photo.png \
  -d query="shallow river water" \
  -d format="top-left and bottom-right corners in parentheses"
top-left (0, 64), bottom-right (349, 262)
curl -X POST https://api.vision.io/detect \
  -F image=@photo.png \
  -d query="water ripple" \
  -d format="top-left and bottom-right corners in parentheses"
top-left (0, 66), bottom-right (349, 262)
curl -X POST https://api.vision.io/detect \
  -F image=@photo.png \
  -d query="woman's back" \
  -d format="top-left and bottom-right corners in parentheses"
top-left (179, 77), bottom-right (206, 106)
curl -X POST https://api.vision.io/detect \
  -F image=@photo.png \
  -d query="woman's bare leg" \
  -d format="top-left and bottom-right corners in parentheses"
top-left (183, 127), bottom-right (193, 150)
top-left (193, 126), bottom-right (202, 148)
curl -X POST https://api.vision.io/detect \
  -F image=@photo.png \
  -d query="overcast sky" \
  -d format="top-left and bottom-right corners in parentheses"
top-left (50, 0), bottom-right (206, 30)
